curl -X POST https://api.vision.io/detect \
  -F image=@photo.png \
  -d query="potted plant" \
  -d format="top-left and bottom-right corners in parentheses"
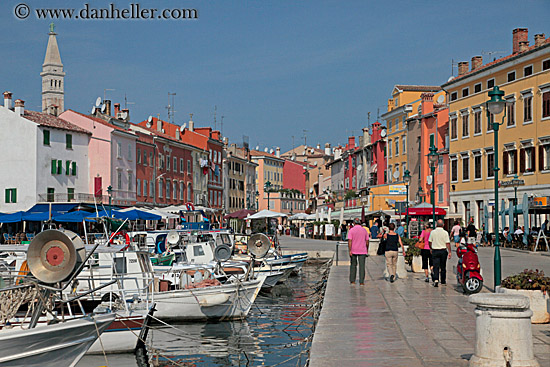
top-left (496, 269), bottom-right (550, 324)
top-left (403, 238), bottom-right (423, 273)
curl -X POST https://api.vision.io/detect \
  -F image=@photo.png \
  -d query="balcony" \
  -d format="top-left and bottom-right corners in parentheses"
top-left (37, 192), bottom-right (110, 203)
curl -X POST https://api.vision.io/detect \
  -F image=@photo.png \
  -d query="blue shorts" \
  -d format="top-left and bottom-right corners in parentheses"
top-left (454, 235), bottom-right (460, 243)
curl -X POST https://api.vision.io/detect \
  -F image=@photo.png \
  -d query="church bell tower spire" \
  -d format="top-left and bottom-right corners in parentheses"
top-left (41, 23), bottom-right (65, 116)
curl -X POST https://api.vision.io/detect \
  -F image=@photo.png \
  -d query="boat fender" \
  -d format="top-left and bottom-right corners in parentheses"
top-left (109, 232), bottom-right (130, 246)
top-left (197, 293), bottom-right (230, 307)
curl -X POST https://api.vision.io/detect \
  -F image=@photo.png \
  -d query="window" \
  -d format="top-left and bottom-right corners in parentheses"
top-left (149, 180), bottom-right (154, 197)
top-left (51, 159), bottom-right (57, 174)
top-left (117, 142), bottom-right (122, 159)
top-left (438, 156), bottom-right (444, 174)
top-left (438, 184), bottom-right (443, 202)
top-left (137, 149), bottom-right (141, 164)
top-left (524, 95), bottom-right (533, 123)
top-left (43, 130), bottom-right (50, 145)
top-left (388, 119), bottom-right (392, 131)
top-left (166, 180), bottom-right (170, 198)
top-left (388, 165), bottom-right (392, 183)
top-left (128, 172), bottom-right (133, 191)
top-left (395, 137), bottom-right (399, 156)
top-left (166, 155), bottom-right (170, 171)
top-left (503, 149), bottom-right (517, 175)
top-left (487, 111), bottom-right (494, 132)
top-left (462, 113), bottom-right (469, 138)
top-left (450, 92), bottom-right (458, 101)
top-left (4, 188), bottom-right (16, 203)
top-left (487, 151), bottom-right (495, 178)
top-left (149, 152), bottom-right (153, 167)
top-left (158, 179), bottom-right (163, 198)
top-left (543, 59), bottom-right (550, 71)
top-left (541, 145), bottom-right (550, 171)
top-left (173, 182), bottom-right (177, 200)
top-left (388, 139), bottom-right (392, 157)
top-left (474, 109), bottom-right (481, 135)
top-left (180, 158), bottom-right (184, 173)
top-left (71, 161), bottom-right (76, 176)
top-left (474, 83), bottom-right (482, 93)
top-left (520, 147), bottom-right (535, 173)
top-left (159, 154), bottom-right (164, 170)
top-left (487, 79), bottom-right (495, 89)
top-left (143, 150), bottom-right (147, 166)
top-left (506, 100), bottom-right (515, 126)
top-left (128, 144), bottom-right (132, 160)
top-left (187, 160), bottom-right (191, 173)
top-left (402, 136), bottom-right (406, 153)
top-left (462, 155), bottom-right (470, 181)
top-left (47, 188), bottom-right (55, 202)
top-left (524, 65), bottom-right (533, 77)
top-left (65, 160), bottom-right (71, 176)
top-left (474, 153), bottom-right (482, 180)
top-left (462, 88), bottom-right (469, 98)
top-left (507, 71), bottom-right (516, 82)
top-left (117, 170), bottom-right (122, 190)
top-left (450, 116), bottom-right (457, 140)
top-left (180, 182), bottom-right (184, 200)
top-left (57, 159), bottom-right (62, 174)
top-left (67, 188), bottom-right (74, 201)
top-left (402, 116), bottom-right (406, 130)
top-left (451, 157), bottom-right (458, 182)
top-left (174, 157), bottom-right (177, 173)
top-left (143, 180), bottom-right (147, 197)
top-left (187, 184), bottom-right (192, 202)
top-left (543, 91), bottom-right (550, 119)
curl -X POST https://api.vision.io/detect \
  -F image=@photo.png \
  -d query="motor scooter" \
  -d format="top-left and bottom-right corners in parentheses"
top-left (456, 243), bottom-right (483, 294)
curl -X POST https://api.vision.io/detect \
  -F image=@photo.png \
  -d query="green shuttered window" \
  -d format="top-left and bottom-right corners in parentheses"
top-left (43, 130), bottom-right (50, 145)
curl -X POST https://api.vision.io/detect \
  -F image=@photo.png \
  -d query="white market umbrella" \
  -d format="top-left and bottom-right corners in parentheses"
top-left (246, 209), bottom-right (287, 219)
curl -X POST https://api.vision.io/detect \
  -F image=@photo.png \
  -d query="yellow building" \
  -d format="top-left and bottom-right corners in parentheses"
top-left (381, 85), bottom-right (443, 185)
top-left (442, 28), bottom-right (550, 228)
top-left (250, 150), bottom-right (284, 210)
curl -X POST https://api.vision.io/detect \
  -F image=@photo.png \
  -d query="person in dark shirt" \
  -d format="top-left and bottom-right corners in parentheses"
top-left (466, 217), bottom-right (477, 244)
top-left (370, 222), bottom-right (379, 240)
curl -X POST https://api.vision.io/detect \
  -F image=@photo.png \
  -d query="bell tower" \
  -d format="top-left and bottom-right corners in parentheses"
top-left (41, 23), bottom-right (65, 115)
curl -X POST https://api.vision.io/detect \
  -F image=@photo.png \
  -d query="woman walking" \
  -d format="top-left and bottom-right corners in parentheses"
top-left (419, 223), bottom-right (433, 283)
top-left (383, 222), bottom-right (404, 283)
top-left (450, 221), bottom-right (461, 246)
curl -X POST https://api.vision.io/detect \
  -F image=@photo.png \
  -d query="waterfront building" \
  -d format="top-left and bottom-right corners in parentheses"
top-left (442, 28), bottom-right (550, 228)
top-left (250, 150), bottom-right (285, 211)
top-left (60, 105), bottom-right (137, 206)
top-left (224, 144), bottom-right (258, 212)
top-left (0, 96), bottom-right (90, 211)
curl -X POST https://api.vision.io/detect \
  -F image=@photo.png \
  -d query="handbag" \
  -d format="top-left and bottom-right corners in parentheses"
top-left (415, 240), bottom-right (424, 249)
top-left (377, 235), bottom-right (387, 255)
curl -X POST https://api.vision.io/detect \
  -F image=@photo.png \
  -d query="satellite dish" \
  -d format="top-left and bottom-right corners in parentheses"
top-left (27, 230), bottom-right (86, 284)
top-left (255, 146), bottom-right (259, 150)
top-left (269, 149), bottom-right (274, 154)
top-left (120, 111), bottom-right (128, 120)
top-left (427, 176), bottom-right (433, 185)
top-left (180, 123), bottom-right (187, 131)
top-left (162, 129), bottom-right (165, 133)
top-left (381, 130), bottom-right (387, 138)
top-left (147, 116), bottom-right (153, 123)
top-left (447, 76), bottom-right (455, 82)
top-left (166, 231), bottom-right (180, 246)
top-left (393, 170), bottom-right (400, 179)
top-left (436, 95), bottom-right (445, 104)
top-left (95, 97), bottom-right (102, 107)
top-left (264, 147), bottom-right (268, 152)
top-left (101, 104), bottom-right (106, 113)
top-left (214, 244), bottom-right (232, 262)
top-left (91, 106), bottom-right (96, 114)
top-left (247, 233), bottom-right (271, 258)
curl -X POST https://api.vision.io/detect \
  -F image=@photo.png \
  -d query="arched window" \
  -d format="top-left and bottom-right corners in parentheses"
top-left (187, 183), bottom-right (192, 203)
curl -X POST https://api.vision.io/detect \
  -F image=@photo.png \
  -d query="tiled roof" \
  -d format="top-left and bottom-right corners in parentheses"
top-left (442, 38), bottom-right (550, 87)
top-left (135, 117), bottom-right (208, 151)
top-left (394, 85), bottom-right (441, 92)
top-left (23, 110), bottom-right (91, 134)
top-left (249, 149), bottom-right (284, 159)
top-left (65, 109), bottom-right (130, 133)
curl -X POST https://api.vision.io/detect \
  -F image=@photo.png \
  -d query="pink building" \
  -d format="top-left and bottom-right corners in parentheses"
top-left (283, 160), bottom-right (307, 193)
top-left (370, 122), bottom-right (387, 185)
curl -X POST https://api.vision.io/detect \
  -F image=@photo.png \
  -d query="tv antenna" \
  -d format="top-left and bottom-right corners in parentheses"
top-left (103, 88), bottom-right (115, 102)
top-left (213, 105), bottom-right (217, 130)
top-left (124, 93), bottom-right (135, 109)
top-left (302, 129), bottom-right (308, 147)
top-left (166, 92), bottom-right (176, 123)
top-left (482, 50), bottom-right (504, 62)
top-left (220, 115), bottom-right (224, 136)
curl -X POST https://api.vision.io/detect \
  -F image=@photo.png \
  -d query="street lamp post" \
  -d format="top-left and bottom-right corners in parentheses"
top-left (511, 174), bottom-right (521, 228)
top-left (255, 190), bottom-right (259, 210)
top-left (428, 145), bottom-right (439, 227)
top-left (403, 169), bottom-right (411, 238)
top-left (107, 185), bottom-right (113, 233)
top-left (486, 85), bottom-right (506, 288)
top-left (264, 181), bottom-right (272, 210)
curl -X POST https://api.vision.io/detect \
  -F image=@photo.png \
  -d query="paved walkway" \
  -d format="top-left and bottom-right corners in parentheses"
top-left (302, 240), bottom-right (550, 366)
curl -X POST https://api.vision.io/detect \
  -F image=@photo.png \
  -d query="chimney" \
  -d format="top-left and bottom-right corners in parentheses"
top-left (176, 128), bottom-right (180, 140)
top-left (534, 33), bottom-right (546, 47)
top-left (189, 113), bottom-right (194, 132)
top-left (325, 143), bottom-right (331, 155)
top-left (276, 147), bottom-right (281, 158)
top-left (458, 62), bottom-right (469, 76)
top-left (362, 128), bottom-right (370, 147)
top-left (421, 92), bottom-right (434, 115)
top-left (157, 119), bottom-right (162, 132)
top-left (471, 56), bottom-right (483, 71)
top-left (519, 41), bottom-right (529, 52)
top-left (513, 28), bottom-right (528, 54)
top-left (3, 91), bottom-right (12, 109)
top-left (121, 108), bottom-right (130, 122)
top-left (14, 99), bottom-right (24, 116)
top-left (114, 103), bottom-right (120, 117)
top-left (348, 136), bottom-right (355, 149)
top-left (104, 100), bottom-right (112, 116)
top-left (316, 144), bottom-right (320, 150)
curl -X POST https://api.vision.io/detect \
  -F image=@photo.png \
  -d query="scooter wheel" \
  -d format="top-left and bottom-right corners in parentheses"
top-left (463, 275), bottom-right (483, 294)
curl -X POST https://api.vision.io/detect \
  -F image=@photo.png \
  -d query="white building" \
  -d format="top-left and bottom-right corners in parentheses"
top-left (0, 95), bottom-right (90, 212)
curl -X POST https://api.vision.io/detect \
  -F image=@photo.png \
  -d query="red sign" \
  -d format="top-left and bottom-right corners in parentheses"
top-left (94, 177), bottom-right (102, 197)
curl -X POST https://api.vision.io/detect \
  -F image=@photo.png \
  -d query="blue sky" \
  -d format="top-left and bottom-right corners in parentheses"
top-left (1, 0), bottom-right (549, 152)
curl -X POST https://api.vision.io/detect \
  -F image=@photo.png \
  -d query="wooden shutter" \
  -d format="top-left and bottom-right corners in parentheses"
top-left (540, 146), bottom-right (545, 171)
top-left (65, 161), bottom-right (70, 175)
top-left (519, 149), bottom-right (525, 173)
top-left (57, 160), bottom-right (62, 174)
top-left (12, 189), bottom-right (16, 203)
top-left (503, 152), bottom-right (509, 175)
top-left (51, 159), bottom-right (56, 174)
top-left (5, 189), bottom-right (9, 203)
top-left (71, 162), bottom-right (76, 176)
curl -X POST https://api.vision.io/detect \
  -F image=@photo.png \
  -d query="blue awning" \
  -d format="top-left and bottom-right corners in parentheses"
top-left (26, 203), bottom-right (78, 214)
top-left (0, 211), bottom-right (24, 223)
top-left (53, 211), bottom-right (98, 223)
top-left (114, 209), bottom-right (161, 221)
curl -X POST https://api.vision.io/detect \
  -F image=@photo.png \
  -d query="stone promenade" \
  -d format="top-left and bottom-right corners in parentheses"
top-left (280, 237), bottom-right (550, 367)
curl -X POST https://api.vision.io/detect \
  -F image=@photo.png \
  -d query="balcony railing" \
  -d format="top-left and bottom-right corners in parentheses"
top-left (37, 193), bottom-right (110, 203)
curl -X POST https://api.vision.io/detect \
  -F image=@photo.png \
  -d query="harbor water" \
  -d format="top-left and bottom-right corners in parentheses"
top-left (77, 260), bottom-right (330, 367)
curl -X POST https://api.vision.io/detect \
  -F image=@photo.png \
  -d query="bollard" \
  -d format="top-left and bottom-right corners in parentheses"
top-left (368, 238), bottom-right (380, 256)
top-left (469, 293), bottom-right (539, 367)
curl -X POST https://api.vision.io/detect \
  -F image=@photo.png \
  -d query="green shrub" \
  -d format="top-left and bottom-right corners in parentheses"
top-left (501, 269), bottom-right (550, 294)
top-left (403, 238), bottom-right (421, 265)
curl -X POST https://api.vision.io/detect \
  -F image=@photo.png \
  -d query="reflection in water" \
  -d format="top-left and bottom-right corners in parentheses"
top-left (77, 261), bottom-right (329, 367)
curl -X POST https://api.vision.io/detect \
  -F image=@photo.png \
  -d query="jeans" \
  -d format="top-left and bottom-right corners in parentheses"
top-left (385, 251), bottom-right (398, 277)
top-left (350, 254), bottom-right (366, 283)
top-left (432, 249), bottom-right (448, 283)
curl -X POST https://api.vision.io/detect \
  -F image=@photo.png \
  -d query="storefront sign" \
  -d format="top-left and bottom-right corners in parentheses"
top-left (389, 185), bottom-right (406, 195)
top-left (533, 197), bottom-right (549, 206)
top-left (499, 179), bottom-right (525, 187)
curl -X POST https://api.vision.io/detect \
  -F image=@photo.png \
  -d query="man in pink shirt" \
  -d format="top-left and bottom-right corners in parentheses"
top-left (347, 218), bottom-right (369, 285)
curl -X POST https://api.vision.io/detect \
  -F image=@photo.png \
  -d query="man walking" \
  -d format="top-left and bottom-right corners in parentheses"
top-left (466, 217), bottom-right (477, 244)
top-left (428, 219), bottom-right (452, 287)
top-left (348, 218), bottom-right (369, 285)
